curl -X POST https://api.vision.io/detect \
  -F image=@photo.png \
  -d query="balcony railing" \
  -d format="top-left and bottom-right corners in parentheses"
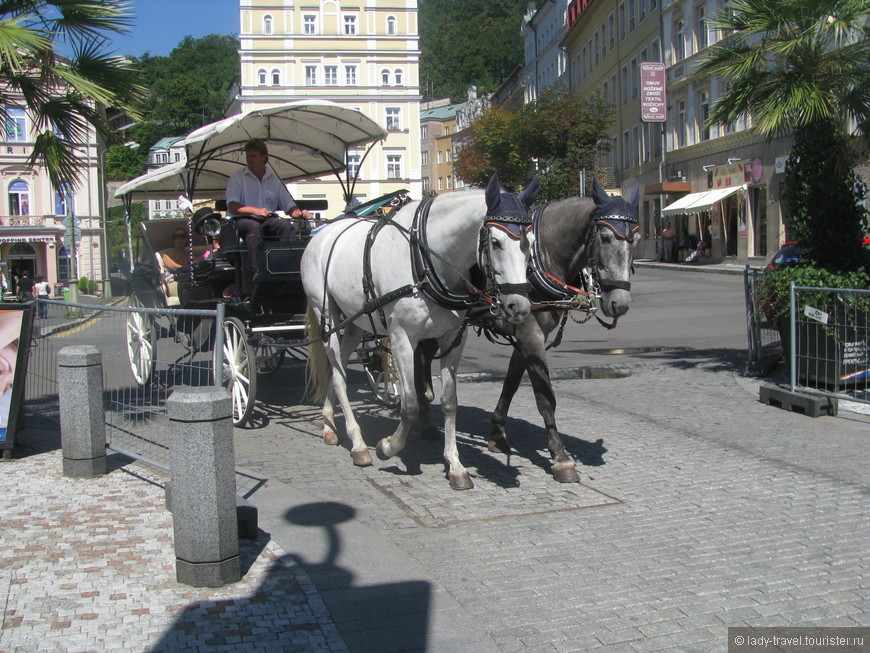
top-left (0, 215), bottom-right (60, 228)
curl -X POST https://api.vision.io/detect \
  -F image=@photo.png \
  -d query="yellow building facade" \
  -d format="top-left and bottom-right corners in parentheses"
top-left (236, 0), bottom-right (422, 216)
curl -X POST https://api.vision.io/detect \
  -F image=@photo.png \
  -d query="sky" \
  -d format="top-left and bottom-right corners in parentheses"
top-left (105, 0), bottom-right (239, 58)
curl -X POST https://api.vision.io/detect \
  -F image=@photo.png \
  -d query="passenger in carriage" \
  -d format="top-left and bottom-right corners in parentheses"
top-left (161, 228), bottom-right (195, 273)
top-left (226, 138), bottom-right (311, 272)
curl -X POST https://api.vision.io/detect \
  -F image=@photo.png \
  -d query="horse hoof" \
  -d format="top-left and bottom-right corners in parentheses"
top-left (552, 463), bottom-right (581, 483)
top-left (323, 431), bottom-right (339, 446)
top-left (487, 438), bottom-right (510, 455)
top-left (448, 472), bottom-right (474, 490)
top-left (421, 425), bottom-right (441, 441)
top-left (375, 438), bottom-right (391, 461)
top-left (351, 449), bottom-right (372, 467)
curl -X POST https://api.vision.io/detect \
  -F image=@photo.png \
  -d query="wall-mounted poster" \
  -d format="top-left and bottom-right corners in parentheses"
top-left (0, 303), bottom-right (35, 456)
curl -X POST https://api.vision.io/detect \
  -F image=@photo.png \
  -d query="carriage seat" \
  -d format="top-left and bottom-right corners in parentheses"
top-left (156, 246), bottom-right (209, 305)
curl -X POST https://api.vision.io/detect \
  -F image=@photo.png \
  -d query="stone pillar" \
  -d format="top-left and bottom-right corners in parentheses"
top-left (166, 387), bottom-right (240, 587)
top-left (58, 346), bottom-right (106, 478)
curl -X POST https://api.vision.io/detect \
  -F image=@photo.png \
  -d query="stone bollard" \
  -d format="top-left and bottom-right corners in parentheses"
top-left (166, 387), bottom-right (241, 587)
top-left (58, 346), bottom-right (107, 478)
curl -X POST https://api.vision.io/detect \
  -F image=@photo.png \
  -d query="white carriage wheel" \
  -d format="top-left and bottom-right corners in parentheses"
top-left (126, 296), bottom-right (156, 386)
top-left (363, 341), bottom-right (401, 408)
top-left (215, 317), bottom-right (257, 426)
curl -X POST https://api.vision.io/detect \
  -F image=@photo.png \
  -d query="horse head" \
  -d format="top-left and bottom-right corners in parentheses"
top-left (480, 174), bottom-right (540, 323)
top-left (590, 178), bottom-right (641, 318)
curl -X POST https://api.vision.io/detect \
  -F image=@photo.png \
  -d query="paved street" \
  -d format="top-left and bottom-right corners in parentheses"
top-left (2, 263), bottom-right (868, 652)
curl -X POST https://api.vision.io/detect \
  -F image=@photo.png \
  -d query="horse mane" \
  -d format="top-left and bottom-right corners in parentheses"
top-left (538, 196), bottom-right (596, 281)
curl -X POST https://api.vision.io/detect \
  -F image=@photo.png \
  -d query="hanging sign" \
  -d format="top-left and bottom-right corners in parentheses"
top-left (640, 62), bottom-right (666, 122)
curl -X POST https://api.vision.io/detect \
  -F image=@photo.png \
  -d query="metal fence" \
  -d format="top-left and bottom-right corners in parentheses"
top-left (744, 267), bottom-right (869, 408)
top-left (744, 266), bottom-right (784, 374)
top-left (25, 298), bottom-right (221, 470)
top-left (788, 284), bottom-right (869, 405)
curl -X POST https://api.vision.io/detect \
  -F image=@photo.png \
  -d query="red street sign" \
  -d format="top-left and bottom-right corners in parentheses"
top-left (640, 62), bottom-right (666, 123)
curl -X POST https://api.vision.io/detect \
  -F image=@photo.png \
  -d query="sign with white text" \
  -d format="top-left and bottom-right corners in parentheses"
top-left (640, 62), bottom-right (666, 123)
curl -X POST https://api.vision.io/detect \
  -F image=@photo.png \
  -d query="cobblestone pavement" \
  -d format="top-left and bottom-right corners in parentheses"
top-left (3, 264), bottom-right (869, 651)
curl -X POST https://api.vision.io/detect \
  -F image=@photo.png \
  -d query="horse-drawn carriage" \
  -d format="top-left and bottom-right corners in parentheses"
top-left (115, 101), bottom-right (399, 426)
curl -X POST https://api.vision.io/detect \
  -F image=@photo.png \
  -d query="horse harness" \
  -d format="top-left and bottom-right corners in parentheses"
top-left (319, 193), bottom-right (533, 344)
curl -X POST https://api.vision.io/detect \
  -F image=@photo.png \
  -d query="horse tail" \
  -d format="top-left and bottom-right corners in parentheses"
top-left (304, 304), bottom-right (329, 404)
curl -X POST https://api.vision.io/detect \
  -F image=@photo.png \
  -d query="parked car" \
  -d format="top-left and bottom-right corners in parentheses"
top-left (764, 237), bottom-right (870, 269)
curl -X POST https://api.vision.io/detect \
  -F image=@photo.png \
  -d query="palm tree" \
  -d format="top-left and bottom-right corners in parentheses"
top-left (696, 0), bottom-right (870, 271)
top-left (0, 0), bottom-right (144, 189)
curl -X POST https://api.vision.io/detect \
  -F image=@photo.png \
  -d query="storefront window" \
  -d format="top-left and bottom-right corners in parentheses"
top-left (4, 106), bottom-right (26, 142)
top-left (8, 180), bottom-right (29, 215)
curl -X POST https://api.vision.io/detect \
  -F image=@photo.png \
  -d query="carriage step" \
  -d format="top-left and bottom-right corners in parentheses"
top-left (759, 384), bottom-right (837, 417)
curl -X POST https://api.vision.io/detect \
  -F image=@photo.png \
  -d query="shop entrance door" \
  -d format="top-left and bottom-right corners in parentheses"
top-left (6, 243), bottom-right (37, 279)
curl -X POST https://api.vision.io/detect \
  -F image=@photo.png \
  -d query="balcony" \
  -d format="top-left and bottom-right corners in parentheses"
top-left (0, 215), bottom-right (58, 228)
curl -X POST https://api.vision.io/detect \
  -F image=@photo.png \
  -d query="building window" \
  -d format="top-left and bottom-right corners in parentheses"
top-left (629, 0), bottom-right (636, 31)
top-left (325, 66), bottom-right (338, 85)
top-left (674, 19), bottom-right (686, 61)
top-left (639, 0), bottom-right (646, 22)
top-left (622, 130), bottom-right (630, 169)
top-left (4, 106), bottom-right (26, 142)
top-left (631, 58), bottom-right (638, 98)
top-left (386, 108), bottom-right (401, 131)
top-left (381, 69), bottom-right (390, 86)
top-left (696, 5), bottom-right (708, 50)
top-left (632, 125), bottom-right (640, 167)
top-left (621, 65), bottom-right (629, 104)
top-left (594, 32), bottom-right (600, 65)
top-left (8, 180), bottom-right (29, 215)
top-left (438, 177), bottom-right (444, 191)
top-left (387, 154), bottom-right (402, 179)
top-left (346, 153), bottom-right (361, 180)
top-left (619, 3), bottom-right (626, 40)
top-left (677, 99), bottom-right (688, 147)
top-left (445, 149), bottom-right (451, 163)
top-left (422, 176), bottom-right (430, 192)
top-left (394, 69), bottom-right (403, 85)
top-left (421, 124), bottom-right (428, 139)
top-left (54, 182), bottom-right (73, 216)
top-left (306, 66), bottom-right (317, 86)
top-left (344, 15), bottom-right (356, 35)
top-left (303, 14), bottom-right (316, 34)
top-left (263, 14), bottom-right (273, 35)
top-left (387, 16), bottom-right (397, 35)
top-left (608, 13), bottom-right (615, 49)
top-left (421, 150), bottom-right (429, 166)
top-left (437, 150), bottom-right (442, 165)
top-left (699, 91), bottom-right (711, 140)
top-left (271, 69), bottom-right (280, 85)
top-left (345, 65), bottom-right (357, 85)
top-left (258, 69), bottom-right (267, 85)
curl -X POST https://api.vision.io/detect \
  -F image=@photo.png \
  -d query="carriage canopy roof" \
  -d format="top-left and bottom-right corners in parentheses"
top-left (114, 100), bottom-right (388, 202)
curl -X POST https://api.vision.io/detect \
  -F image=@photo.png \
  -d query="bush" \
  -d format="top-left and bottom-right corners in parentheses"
top-left (759, 265), bottom-right (870, 323)
top-left (77, 276), bottom-right (90, 293)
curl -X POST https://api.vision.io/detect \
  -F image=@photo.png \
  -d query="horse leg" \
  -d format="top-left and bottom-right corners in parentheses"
top-left (489, 347), bottom-right (527, 454)
top-left (437, 331), bottom-right (473, 490)
top-left (325, 325), bottom-right (372, 467)
top-left (375, 331), bottom-right (417, 462)
top-left (524, 355), bottom-right (580, 484)
top-left (415, 338), bottom-right (440, 440)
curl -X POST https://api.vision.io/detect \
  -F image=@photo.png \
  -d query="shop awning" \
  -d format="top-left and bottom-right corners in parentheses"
top-left (661, 186), bottom-right (743, 216)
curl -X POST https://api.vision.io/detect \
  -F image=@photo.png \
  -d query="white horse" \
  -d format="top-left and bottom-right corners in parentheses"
top-left (302, 175), bottom-right (540, 490)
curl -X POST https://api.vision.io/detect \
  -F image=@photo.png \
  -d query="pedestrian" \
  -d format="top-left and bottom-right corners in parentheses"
top-left (662, 222), bottom-right (676, 262)
top-left (35, 276), bottom-right (50, 318)
top-left (16, 270), bottom-right (33, 301)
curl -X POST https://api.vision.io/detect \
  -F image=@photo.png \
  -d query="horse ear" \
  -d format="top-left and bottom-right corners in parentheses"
top-left (628, 185), bottom-right (640, 208)
top-left (485, 173), bottom-right (501, 210)
top-left (519, 176), bottom-right (540, 207)
top-left (592, 178), bottom-right (608, 206)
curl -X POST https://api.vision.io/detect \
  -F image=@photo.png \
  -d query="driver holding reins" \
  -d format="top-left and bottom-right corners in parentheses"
top-left (226, 138), bottom-right (310, 272)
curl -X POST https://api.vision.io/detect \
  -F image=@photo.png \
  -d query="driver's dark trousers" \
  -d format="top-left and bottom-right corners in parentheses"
top-left (232, 216), bottom-right (297, 273)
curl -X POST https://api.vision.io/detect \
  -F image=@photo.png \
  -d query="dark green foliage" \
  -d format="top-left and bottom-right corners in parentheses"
top-left (419, 0), bottom-right (533, 102)
top-left (759, 265), bottom-right (870, 322)
top-left (455, 90), bottom-right (614, 198)
top-left (780, 119), bottom-right (869, 272)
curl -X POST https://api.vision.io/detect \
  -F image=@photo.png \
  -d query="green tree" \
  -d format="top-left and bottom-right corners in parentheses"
top-left (455, 91), bottom-right (615, 198)
top-left (695, 0), bottom-right (870, 271)
top-left (0, 0), bottom-right (144, 189)
top-left (454, 107), bottom-right (527, 190)
top-left (420, 0), bottom-right (533, 102)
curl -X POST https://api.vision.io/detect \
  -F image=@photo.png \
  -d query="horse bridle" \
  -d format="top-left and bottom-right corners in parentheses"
top-left (584, 202), bottom-right (639, 296)
top-left (477, 196), bottom-right (534, 314)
